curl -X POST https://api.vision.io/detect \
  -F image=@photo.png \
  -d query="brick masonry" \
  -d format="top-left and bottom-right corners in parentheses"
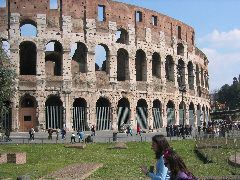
top-left (0, 0), bottom-right (210, 132)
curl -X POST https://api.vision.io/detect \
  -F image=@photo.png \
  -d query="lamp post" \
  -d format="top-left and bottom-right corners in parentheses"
top-left (177, 64), bottom-right (186, 139)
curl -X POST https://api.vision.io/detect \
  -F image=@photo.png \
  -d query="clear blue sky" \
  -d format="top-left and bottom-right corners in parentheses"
top-left (115, 0), bottom-right (240, 92)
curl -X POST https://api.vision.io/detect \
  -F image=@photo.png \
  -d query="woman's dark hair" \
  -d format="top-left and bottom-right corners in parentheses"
top-left (164, 149), bottom-right (196, 180)
top-left (152, 135), bottom-right (170, 159)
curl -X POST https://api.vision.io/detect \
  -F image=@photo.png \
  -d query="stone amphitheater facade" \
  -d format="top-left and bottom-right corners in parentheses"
top-left (0, 0), bottom-right (210, 132)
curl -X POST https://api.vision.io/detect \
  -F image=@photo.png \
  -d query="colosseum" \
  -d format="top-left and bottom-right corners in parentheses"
top-left (0, 0), bottom-right (210, 132)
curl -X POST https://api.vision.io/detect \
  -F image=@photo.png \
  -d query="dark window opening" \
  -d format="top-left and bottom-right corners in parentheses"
top-left (98, 5), bottom-right (106, 21)
top-left (165, 55), bottom-right (174, 82)
top-left (135, 49), bottom-right (147, 81)
top-left (135, 11), bottom-right (142, 22)
top-left (45, 41), bottom-right (63, 76)
top-left (152, 15), bottom-right (157, 26)
top-left (152, 52), bottom-right (161, 78)
top-left (192, 32), bottom-right (195, 45)
top-left (24, 116), bottom-right (32, 121)
top-left (50, 0), bottom-right (58, 9)
top-left (187, 62), bottom-right (194, 90)
top-left (177, 59), bottom-right (185, 87)
top-left (21, 96), bottom-right (35, 108)
top-left (177, 26), bottom-right (181, 39)
top-left (19, 41), bottom-right (37, 75)
top-left (71, 42), bottom-right (88, 74)
top-left (177, 43), bottom-right (184, 56)
top-left (116, 29), bottom-right (129, 44)
top-left (117, 48), bottom-right (129, 81)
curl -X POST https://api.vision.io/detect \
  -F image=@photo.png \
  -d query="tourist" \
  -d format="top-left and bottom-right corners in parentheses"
top-left (71, 132), bottom-right (76, 143)
top-left (77, 129), bottom-right (84, 142)
top-left (163, 148), bottom-right (196, 180)
top-left (91, 125), bottom-right (95, 136)
top-left (48, 128), bottom-right (53, 140)
top-left (136, 123), bottom-right (141, 136)
top-left (141, 134), bottom-right (170, 179)
top-left (61, 128), bottom-right (66, 140)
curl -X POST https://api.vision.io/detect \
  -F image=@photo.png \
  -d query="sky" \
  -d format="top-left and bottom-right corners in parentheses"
top-left (115, 0), bottom-right (240, 92)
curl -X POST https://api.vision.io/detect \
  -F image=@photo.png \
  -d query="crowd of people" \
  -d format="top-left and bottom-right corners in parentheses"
top-left (166, 124), bottom-right (193, 137)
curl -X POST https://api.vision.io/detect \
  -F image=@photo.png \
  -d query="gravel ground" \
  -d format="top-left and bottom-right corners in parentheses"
top-left (40, 163), bottom-right (103, 180)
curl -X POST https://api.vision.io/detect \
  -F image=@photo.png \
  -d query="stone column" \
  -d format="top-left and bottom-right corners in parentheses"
top-left (86, 45), bottom-right (96, 83)
top-left (162, 102), bottom-right (167, 127)
top-left (36, 96), bottom-right (46, 131)
top-left (111, 106), bottom-right (118, 130)
top-left (109, 53), bottom-right (117, 84)
top-left (147, 102), bottom-right (153, 129)
top-left (185, 104), bottom-right (189, 125)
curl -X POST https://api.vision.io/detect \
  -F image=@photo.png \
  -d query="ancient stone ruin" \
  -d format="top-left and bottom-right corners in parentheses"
top-left (0, 0), bottom-right (210, 132)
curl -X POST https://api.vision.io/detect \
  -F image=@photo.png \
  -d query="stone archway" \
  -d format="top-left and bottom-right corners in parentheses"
top-left (19, 95), bottom-right (37, 132)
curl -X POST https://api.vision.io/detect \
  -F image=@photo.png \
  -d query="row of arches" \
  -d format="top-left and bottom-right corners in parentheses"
top-left (5, 40), bottom-right (209, 88)
top-left (14, 94), bottom-right (210, 132)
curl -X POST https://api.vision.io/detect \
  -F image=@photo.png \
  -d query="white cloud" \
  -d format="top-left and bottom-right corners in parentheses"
top-left (203, 48), bottom-right (240, 90)
top-left (199, 29), bottom-right (240, 49)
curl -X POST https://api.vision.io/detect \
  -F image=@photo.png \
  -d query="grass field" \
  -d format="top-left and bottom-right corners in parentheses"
top-left (0, 140), bottom-right (239, 179)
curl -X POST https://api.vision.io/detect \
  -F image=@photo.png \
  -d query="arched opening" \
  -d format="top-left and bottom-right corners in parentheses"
top-left (188, 61), bottom-right (194, 90)
top-left (197, 104), bottom-right (201, 126)
top-left (20, 19), bottom-right (37, 37)
top-left (95, 44), bottom-right (109, 73)
top-left (19, 41), bottom-right (37, 75)
top-left (136, 99), bottom-right (148, 129)
top-left (202, 106), bottom-right (206, 127)
top-left (167, 100), bottom-right (175, 125)
top-left (71, 42), bottom-right (88, 74)
top-left (19, 95), bottom-right (37, 132)
top-left (117, 98), bottom-right (130, 131)
top-left (196, 65), bottom-right (200, 85)
top-left (152, 52), bottom-right (161, 78)
top-left (165, 55), bottom-right (174, 82)
top-left (45, 95), bottom-right (64, 129)
top-left (1, 39), bottom-right (10, 56)
top-left (152, 99), bottom-right (162, 129)
top-left (45, 41), bottom-right (63, 76)
top-left (0, 101), bottom-right (12, 130)
top-left (177, 26), bottom-right (182, 39)
top-left (72, 98), bottom-right (88, 131)
top-left (179, 101), bottom-right (186, 125)
top-left (189, 102), bottom-right (195, 126)
top-left (177, 59), bottom-right (185, 87)
top-left (177, 43), bottom-right (184, 56)
top-left (96, 97), bottom-right (111, 130)
top-left (135, 49), bottom-right (147, 81)
top-left (117, 48), bottom-right (129, 81)
top-left (116, 28), bottom-right (129, 44)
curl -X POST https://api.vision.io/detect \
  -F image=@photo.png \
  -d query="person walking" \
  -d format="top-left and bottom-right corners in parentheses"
top-left (5, 128), bottom-right (11, 141)
top-left (77, 129), bottom-right (84, 142)
top-left (136, 123), bottom-right (141, 136)
top-left (141, 134), bottom-right (171, 179)
top-left (91, 125), bottom-right (95, 136)
top-left (71, 132), bottom-right (76, 143)
top-left (163, 148), bottom-right (196, 180)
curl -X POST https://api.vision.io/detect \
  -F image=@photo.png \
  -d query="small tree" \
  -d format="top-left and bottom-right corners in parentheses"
top-left (0, 39), bottom-right (16, 129)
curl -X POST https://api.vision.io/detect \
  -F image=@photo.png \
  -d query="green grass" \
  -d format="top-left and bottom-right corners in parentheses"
top-left (0, 140), bottom-right (238, 179)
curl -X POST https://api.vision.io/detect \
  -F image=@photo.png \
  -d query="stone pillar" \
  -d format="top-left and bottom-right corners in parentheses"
top-left (62, 93), bottom-right (72, 131)
top-left (111, 106), bottom-right (118, 130)
top-left (162, 102), bottom-right (167, 127)
top-left (175, 103), bottom-right (180, 125)
top-left (109, 53), bottom-right (117, 83)
top-left (147, 102), bottom-right (153, 129)
top-left (37, 14), bottom-right (47, 37)
top-left (11, 98), bottom-right (19, 132)
top-left (130, 103), bottom-right (137, 130)
top-left (36, 96), bottom-right (46, 131)
top-left (86, 45), bottom-right (96, 83)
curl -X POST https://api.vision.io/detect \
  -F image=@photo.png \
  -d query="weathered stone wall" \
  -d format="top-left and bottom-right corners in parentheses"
top-left (0, 0), bottom-right (210, 131)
